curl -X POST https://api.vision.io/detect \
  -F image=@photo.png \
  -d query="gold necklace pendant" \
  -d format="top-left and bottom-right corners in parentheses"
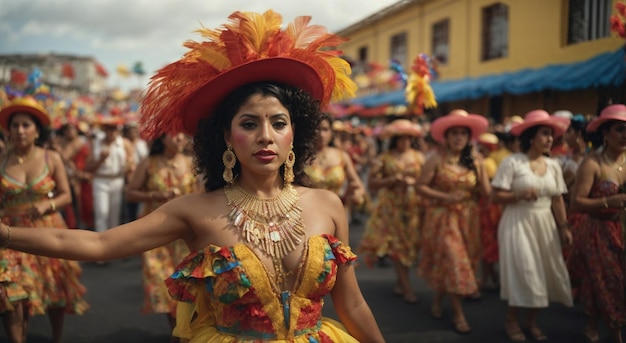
top-left (15, 150), bottom-right (33, 164)
top-left (225, 182), bottom-right (305, 260)
top-left (602, 152), bottom-right (626, 172)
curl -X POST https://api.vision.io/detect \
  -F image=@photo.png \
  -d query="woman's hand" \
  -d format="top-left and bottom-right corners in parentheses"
top-left (605, 193), bottom-right (626, 209)
top-left (516, 188), bottom-right (538, 202)
top-left (446, 190), bottom-right (465, 203)
top-left (559, 226), bottom-right (573, 247)
top-left (30, 201), bottom-right (52, 219)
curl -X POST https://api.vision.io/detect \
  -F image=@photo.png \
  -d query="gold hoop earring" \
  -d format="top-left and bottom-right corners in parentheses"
top-left (284, 146), bottom-right (295, 184)
top-left (222, 144), bottom-right (236, 183)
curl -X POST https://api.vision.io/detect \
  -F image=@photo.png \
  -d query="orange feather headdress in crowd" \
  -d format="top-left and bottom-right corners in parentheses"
top-left (140, 10), bottom-right (357, 139)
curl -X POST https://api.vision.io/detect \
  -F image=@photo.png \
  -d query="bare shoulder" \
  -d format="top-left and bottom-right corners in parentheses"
top-left (298, 186), bottom-right (342, 206)
top-left (579, 153), bottom-right (601, 173)
top-left (296, 186), bottom-right (343, 235)
top-left (44, 148), bottom-right (64, 165)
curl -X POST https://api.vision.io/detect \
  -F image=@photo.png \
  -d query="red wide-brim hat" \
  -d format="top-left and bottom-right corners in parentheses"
top-left (586, 104), bottom-right (626, 132)
top-left (510, 109), bottom-right (570, 137)
top-left (0, 96), bottom-right (51, 131)
top-left (139, 10), bottom-right (357, 140)
top-left (184, 58), bottom-right (324, 135)
top-left (430, 109), bottom-right (488, 144)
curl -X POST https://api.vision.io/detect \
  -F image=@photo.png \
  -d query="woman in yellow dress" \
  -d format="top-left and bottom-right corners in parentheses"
top-left (416, 110), bottom-right (490, 335)
top-left (359, 119), bottom-right (424, 304)
top-left (0, 97), bottom-right (89, 343)
top-left (126, 133), bottom-right (200, 338)
top-left (0, 10), bottom-right (385, 342)
top-left (304, 113), bottom-right (365, 209)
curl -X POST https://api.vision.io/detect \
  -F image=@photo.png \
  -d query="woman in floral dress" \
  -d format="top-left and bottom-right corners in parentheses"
top-left (569, 104), bottom-right (626, 343)
top-left (0, 97), bottom-right (89, 343)
top-left (359, 119), bottom-right (424, 304)
top-left (126, 133), bottom-right (200, 337)
top-left (416, 110), bottom-right (489, 335)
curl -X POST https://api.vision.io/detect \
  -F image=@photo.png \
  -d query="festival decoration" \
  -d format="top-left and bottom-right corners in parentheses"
top-left (116, 64), bottom-right (131, 78)
top-left (132, 61), bottom-right (145, 76)
top-left (389, 59), bottom-right (408, 87)
top-left (611, 1), bottom-right (626, 38)
top-left (61, 63), bottom-right (75, 80)
top-left (405, 54), bottom-right (437, 115)
top-left (95, 62), bottom-right (109, 77)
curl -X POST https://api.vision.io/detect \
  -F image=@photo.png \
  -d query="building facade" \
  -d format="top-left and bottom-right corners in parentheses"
top-left (0, 53), bottom-right (108, 96)
top-left (339, 0), bottom-right (624, 122)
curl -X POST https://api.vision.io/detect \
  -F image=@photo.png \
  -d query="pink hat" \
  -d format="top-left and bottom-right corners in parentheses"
top-left (586, 104), bottom-right (626, 133)
top-left (430, 109), bottom-right (488, 144)
top-left (380, 119), bottom-right (423, 139)
top-left (510, 109), bottom-right (570, 137)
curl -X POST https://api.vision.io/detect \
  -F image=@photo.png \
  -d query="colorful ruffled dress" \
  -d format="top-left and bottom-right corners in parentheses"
top-left (141, 156), bottom-right (196, 314)
top-left (167, 234), bottom-right (359, 342)
top-left (304, 162), bottom-right (346, 196)
top-left (417, 159), bottom-right (481, 295)
top-left (359, 151), bottom-right (423, 268)
top-left (566, 173), bottom-right (625, 327)
top-left (0, 156), bottom-right (89, 315)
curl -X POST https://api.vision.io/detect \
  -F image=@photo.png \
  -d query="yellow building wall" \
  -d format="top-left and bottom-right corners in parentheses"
top-left (339, 0), bottom-right (625, 81)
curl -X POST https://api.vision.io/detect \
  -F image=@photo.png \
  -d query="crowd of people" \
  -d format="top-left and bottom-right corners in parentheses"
top-left (0, 8), bottom-right (624, 343)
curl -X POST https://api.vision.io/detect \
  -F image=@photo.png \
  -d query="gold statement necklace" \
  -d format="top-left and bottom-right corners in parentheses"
top-left (225, 181), bottom-right (306, 330)
top-left (224, 182), bottom-right (305, 260)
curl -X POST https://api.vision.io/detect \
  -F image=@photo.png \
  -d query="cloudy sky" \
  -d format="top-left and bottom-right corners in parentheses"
top-left (0, 0), bottom-right (399, 91)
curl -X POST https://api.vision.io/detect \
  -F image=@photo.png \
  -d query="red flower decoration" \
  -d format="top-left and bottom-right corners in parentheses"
top-left (617, 2), bottom-right (626, 16)
top-left (611, 15), bottom-right (626, 38)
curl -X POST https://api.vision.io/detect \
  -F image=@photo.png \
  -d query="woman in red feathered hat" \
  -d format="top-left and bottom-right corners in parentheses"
top-left (0, 10), bottom-right (384, 342)
top-left (491, 109), bottom-right (573, 342)
top-left (0, 96), bottom-right (89, 343)
top-left (415, 109), bottom-right (491, 335)
top-left (569, 104), bottom-right (626, 343)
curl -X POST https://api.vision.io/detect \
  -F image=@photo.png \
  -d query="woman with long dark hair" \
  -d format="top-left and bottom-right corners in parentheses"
top-left (0, 11), bottom-right (384, 342)
top-left (416, 109), bottom-right (490, 335)
top-left (0, 96), bottom-right (89, 343)
top-left (569, 104), bottom-right (626, 343)
top-left (126, 133), bottom-right (200, 340)
top-left (492, 110), bottom-right (573, 342)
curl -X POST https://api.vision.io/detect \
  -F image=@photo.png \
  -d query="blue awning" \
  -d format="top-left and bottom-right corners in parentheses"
top-left (351, 47), bottom-right (626, 106)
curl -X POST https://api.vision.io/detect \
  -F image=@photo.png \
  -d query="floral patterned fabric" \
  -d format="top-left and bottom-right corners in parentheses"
top-left (417, 160), bottom-right (481, 295)
top-left (304, 164), bottom-right (346, 196)
top-left (359, 151), bottom-right (423, 268)
top-left (166, 234), bottom-right (358, 342)
top-left (141, 156), bottom-right (196, 314)
top-left (567, 179), bottom-right (625, 328)
top-left (0, 158), bottom-right (89, 315)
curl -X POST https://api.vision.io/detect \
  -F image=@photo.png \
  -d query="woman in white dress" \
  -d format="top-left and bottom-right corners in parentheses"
top-left (491, 110), bottom-right (573, 342)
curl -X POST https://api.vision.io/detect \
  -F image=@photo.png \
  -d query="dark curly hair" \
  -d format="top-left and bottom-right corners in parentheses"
top-left (193, 82), bottom-right (322, 191)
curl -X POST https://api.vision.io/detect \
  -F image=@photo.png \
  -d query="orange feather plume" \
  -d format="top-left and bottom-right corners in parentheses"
top-left (140, 9), bottom-right (356, 139)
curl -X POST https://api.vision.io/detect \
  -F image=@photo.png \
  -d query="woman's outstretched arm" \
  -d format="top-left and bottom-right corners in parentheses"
top-left (0, 195), bottom-right (191, 261)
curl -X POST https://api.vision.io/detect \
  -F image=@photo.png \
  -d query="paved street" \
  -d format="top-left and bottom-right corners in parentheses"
top-left (1, 214), bottom-right (617, 342)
